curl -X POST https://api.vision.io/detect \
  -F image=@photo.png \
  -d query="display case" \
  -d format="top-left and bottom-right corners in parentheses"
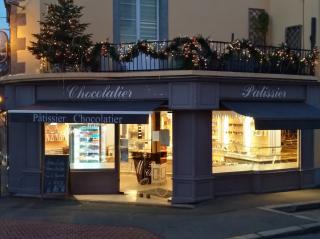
top-left (74, 125), bottom-right (100, 162)
top-left (212, 112), bottom-right (299, 173)
top-left (70, 125), bottom-right (101, 169)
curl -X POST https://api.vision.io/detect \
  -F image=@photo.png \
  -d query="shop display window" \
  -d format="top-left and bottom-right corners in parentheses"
top-left (212, 111), bottom-right (299, 173)
top-left (44, 123), bottom-right (115, 170)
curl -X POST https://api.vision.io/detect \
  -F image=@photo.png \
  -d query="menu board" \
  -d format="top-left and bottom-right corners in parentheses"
top-left (42, 155), bottom-right (69, 196)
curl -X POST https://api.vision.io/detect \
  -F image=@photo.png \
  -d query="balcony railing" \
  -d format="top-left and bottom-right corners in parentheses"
top-left (93, 39), bottom-right (317, 76)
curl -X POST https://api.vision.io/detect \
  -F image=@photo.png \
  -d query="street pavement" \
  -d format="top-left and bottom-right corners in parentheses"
top-left (1, 189), bottom-right (320, 238)
top-left (0, 219), bottom-right (160, 239)
top-left (281, 232), bottom-right (320, 239)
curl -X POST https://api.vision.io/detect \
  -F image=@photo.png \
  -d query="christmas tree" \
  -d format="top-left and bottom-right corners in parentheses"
top-left (28, 0), bottom-right (92, 72)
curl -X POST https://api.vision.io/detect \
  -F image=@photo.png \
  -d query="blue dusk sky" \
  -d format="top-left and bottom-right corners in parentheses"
top-left (0, 1), bottom-right (9, 35)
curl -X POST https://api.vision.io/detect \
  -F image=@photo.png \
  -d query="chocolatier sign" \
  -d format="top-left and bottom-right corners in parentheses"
top-left (66, 85), bottom-right (133, 100)
top-left (36, 83), bottom-right (168, 101)
top-left (242, 85), bottom-right (287, 99)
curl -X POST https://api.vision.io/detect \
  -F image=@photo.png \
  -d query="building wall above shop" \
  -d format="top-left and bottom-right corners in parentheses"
top-left (168, 0), bottom-right (269, 41)
top-left (5, 0), bottom-right (320, 74)
top-left (269, 0), bottom-right (320, 50)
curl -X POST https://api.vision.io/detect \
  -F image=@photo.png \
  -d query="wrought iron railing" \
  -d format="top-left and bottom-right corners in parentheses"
top-left (95, 39), bottom-right (317, 76)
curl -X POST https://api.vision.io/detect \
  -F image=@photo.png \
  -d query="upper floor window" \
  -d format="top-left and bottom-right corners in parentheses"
top-left (248, 8), bottom-right (269, 45)
top-left (119, 0), bottom-right (159, 42)
top-left (285, 25), bottom-right (302, 49)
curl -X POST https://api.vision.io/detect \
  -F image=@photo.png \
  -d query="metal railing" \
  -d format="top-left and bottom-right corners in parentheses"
top-left (97, 40), bottom-right (316, 75)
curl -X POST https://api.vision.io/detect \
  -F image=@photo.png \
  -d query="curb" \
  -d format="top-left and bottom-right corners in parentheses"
top-left (260, 200), bottom-right (320, 213)
top-left (226, 222), bottom-right (320, 239)
top-left (66, 196), bottom-right (195, 209)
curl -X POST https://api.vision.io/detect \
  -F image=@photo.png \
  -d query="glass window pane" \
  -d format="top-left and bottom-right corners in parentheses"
top-left (140, 0), bottom-right (158, 40)
top-left (212, 111), bottom-right (299, 173)
top-left (119, 3), bottom-right (136, 20)
top-left (140, 24), bottom-right (157, 40)
top-left (120, 19), bottom-right (137, 42)
top-left (45, 123), bottom-right (115, 170)
top-left (119, 0), bottom-right (159, 41)
top-left (45, 123), bottom-right (69, 155)
top-left (70, 124), bottom-right (115, 169)
top-left (120, 0), bottom-right (136, 4)
top-left (141, 0), bottom-right (156, 6)
top-left (140, 5), bottom-right (157, 22)
top-left (119, 0), bottom-right (137, 42)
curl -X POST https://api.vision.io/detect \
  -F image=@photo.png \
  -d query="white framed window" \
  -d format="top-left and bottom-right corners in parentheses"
top-left (119, 0), bottom-right (159, 42)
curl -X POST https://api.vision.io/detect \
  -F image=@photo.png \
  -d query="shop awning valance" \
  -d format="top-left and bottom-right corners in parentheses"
top-left (221, 101), bottom-right (320, 130)
top-left (8, 101), bottom-right (166, 124)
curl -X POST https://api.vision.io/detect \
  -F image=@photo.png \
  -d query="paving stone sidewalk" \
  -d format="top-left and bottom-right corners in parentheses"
top-left (0, 219), bottom-right (161, 239)
top-left (2, 189), bottom-right (320, 239)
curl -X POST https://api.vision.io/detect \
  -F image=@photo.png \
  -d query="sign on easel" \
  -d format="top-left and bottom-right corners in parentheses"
top-left (42, 155), bottom-right (69, 197)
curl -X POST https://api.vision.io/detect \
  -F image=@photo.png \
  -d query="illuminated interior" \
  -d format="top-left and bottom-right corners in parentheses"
top-left (212, 111), bottom-right (299, 173)
top-left (119, 112), bottom-right (173, 197)
top-left (44, 112), bottom-right (173, 197)
top-left (119, 112), bottom-right (172, 175)
top-left (44, 123), bottom-right (115, 169)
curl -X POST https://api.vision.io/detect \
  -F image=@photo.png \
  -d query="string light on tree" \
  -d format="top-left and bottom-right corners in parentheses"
top-left (28, 0), bottom-right (92, 72)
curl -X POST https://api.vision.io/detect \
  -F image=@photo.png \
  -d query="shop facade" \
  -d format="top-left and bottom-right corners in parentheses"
top-left (3, 72), bottom-right (320, 203)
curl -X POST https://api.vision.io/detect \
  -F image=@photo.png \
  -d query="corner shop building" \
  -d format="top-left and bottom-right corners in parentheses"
top-left (3, 72), bottom-right (320, 204)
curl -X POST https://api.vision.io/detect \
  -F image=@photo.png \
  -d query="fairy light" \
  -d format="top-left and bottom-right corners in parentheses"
top-left (87, 36), bottom-right (318, 74)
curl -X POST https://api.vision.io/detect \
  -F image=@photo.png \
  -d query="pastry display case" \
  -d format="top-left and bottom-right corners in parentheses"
top-left (212, 112), bottom-right (299, 173)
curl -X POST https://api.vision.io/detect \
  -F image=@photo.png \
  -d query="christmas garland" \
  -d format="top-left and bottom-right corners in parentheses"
top-left (90, 36), bottom-right (319, 75)
top-left (91, 36), bottom-right (212, 70)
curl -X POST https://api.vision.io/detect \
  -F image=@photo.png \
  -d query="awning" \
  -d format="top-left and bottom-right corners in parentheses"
top-left (8, 101), bottom-right (166, 124)
top-left (221, 101), bottom-right (320, 130)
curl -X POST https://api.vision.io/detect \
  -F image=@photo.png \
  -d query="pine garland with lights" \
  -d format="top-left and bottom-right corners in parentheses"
top-left (28, 0), bottom-right (92, 72)
top-left (91, 37), bottom-right (319, 75)
top-left (91, 36), bottom-right (212, 70)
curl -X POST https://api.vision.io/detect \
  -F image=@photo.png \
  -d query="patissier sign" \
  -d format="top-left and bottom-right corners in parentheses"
top-left (242, 85), bottom-right (287, 99)
top-left (66, 85), bottom-right (133, 100)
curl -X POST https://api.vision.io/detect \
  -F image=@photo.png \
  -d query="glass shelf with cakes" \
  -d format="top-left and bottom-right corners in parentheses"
top-left (212, 111), bottom-right (299, 173)
top-left (72, 125), bottom-right (100, 164)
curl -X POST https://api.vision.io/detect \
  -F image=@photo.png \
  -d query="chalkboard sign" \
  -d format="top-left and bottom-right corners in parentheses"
top-left (42, 155), bottom-right (69, 196)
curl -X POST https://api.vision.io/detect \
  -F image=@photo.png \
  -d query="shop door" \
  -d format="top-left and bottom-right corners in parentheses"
top-left (119, 113), bottom-right (173, 200)
top-left (0, 112), bottom-right (8, 196)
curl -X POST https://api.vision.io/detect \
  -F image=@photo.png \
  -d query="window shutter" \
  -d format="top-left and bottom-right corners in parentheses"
top-left (119, 0), bottom-right (137, 42)
top-left (158, 0), bottom-right (168, 40)
top-left (140, 0), bottom-right (158, 40)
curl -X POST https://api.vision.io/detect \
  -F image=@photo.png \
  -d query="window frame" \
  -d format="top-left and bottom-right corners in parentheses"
top-left (114, 0), bottom-right (167, 43)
